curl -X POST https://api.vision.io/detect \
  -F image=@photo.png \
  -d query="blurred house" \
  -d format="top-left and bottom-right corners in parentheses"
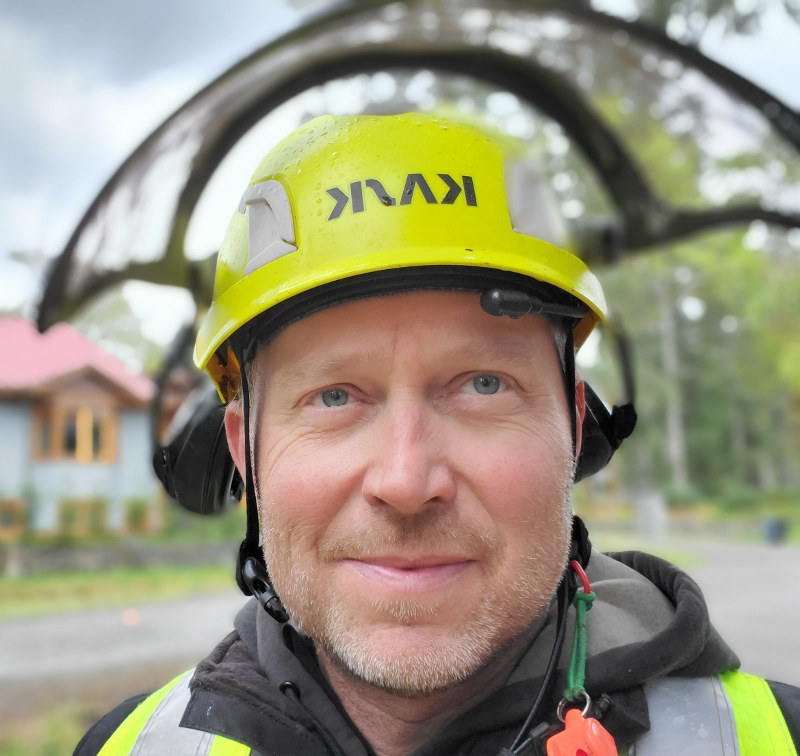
top-left (0, 318), bottom-right (158, 539)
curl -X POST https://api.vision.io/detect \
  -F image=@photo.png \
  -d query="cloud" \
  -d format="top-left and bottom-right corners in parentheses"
top-left (2, 0), bottom-right (293, 85)
top-left (0, 2), bottom-right (296, 259)
top-left (700, 4), bottom-right (800, 108)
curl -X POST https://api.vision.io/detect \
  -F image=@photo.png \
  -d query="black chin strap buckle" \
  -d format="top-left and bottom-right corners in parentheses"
top-left (570, 515), bottom-right (592, 569)
top-left (238, 549), bottom-right (290, 623)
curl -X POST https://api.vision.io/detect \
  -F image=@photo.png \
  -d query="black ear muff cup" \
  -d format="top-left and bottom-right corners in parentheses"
top-left (574, 383), bottom-right (637, 482)
top-left (153, 386), bottom-right (242, 515)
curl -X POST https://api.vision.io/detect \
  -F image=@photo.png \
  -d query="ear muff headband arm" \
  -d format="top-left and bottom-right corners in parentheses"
top-left (574, 319), bottom-right (637, 481)
top-left (563, 327), bottom-right (578, 463)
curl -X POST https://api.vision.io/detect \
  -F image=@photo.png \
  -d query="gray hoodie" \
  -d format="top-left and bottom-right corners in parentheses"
top-left (182, 550), bottom-right (740, 755)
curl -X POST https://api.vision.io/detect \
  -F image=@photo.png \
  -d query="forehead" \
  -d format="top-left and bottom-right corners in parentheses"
top-left (252, 290), bottom-right (561, 376)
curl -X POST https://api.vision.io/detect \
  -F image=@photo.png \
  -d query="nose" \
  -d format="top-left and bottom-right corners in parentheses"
top-left (361, 395), bottom-right (457, 515)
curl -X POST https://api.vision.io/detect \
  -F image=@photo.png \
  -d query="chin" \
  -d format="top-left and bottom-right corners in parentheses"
top-left (310, 588), bottom-right (548, 698)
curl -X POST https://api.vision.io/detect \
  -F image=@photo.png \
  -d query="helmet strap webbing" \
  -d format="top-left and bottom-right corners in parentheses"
top-left (562, 326), bottom-right (579, 465)
top-left (235, 344), bottom-right (289, 622)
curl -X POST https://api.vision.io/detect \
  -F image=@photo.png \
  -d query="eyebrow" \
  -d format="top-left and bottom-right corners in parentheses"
top-left (265, 350), bottom-right (384, 388)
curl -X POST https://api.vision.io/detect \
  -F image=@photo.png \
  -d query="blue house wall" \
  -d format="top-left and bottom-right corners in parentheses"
top-left (0, 399), bottom-right (157, 534)
top-left (0, 400), bottom-right (31, 496)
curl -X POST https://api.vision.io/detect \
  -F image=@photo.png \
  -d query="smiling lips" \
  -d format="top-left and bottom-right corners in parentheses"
top-left (344, 556), bottom-right (475, 592)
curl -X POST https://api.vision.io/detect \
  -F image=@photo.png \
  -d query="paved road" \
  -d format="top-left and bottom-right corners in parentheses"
top-left (679, 540), bottom-right (800, 686)
top-left (1, 541), bottom-right (798, 730)
top-left (0, 590), bottom-right (248, 728)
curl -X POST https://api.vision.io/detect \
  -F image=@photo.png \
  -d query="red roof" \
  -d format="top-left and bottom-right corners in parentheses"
top-left (0, 318), bottom-right (154, 403)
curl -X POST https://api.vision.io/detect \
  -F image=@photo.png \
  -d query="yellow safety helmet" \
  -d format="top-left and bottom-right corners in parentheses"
top-left (195, 112), bottom-right (607, 401)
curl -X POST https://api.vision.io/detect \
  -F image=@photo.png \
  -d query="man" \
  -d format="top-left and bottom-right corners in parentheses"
top-left (76, 113), bottom-right (800, 755)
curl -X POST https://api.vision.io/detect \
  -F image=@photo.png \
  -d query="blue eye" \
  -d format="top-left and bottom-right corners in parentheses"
top-left (320, 388), bottom-right (349, 407)
top-left (469, 375), bottom-right (502, 395)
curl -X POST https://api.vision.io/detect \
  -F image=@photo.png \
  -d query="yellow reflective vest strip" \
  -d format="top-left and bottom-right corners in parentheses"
top-left (97, 670), bottom-right (250, 756)
top-left (208, 734), bottom-right (251, 756)
top-left (97, 672), bottom-right (185, 756)
top-left (721, 670), bottom-right (797, 756)
top-left (97, 668), bottom-right (795, 754)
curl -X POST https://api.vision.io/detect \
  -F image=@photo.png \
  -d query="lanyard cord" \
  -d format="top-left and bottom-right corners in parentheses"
top-left (506, 571), bottom-right (571, 753)
top-left (564, 560), bottom-right (595, 703)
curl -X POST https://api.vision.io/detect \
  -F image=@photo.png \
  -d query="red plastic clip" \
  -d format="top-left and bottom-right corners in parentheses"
top-left (570, 559), bottom-right (591, 596)
top-left (546, 708), bottom-right (617, 756)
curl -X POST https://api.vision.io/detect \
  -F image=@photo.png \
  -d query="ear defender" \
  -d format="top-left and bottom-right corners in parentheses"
top-left (152, 365), bottom-right (636, 515)
top-left (574, 316), bottom-right (637, 481)
top-left (574, 384), bottom-right (637, 481)
top-left (152, 385), bottom-right (242, 515)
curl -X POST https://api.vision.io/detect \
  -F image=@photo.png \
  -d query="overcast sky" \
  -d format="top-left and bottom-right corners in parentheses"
top-left (0, 0), bottom-right (300, 314)
top-left (1, 0), bottom-right (798, 342)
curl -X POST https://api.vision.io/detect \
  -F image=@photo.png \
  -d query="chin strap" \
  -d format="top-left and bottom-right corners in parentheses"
top-left (235, 347), bottom-right (289, 623)
top-left (563, 327), bottom-right (579, 464)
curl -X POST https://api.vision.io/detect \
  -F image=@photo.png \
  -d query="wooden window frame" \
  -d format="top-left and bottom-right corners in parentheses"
top-left (32, 403), bottom-right (117, 464)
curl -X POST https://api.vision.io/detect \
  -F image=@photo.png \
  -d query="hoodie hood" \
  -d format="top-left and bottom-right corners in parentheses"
top-left (187, 550), bottom-right (739, 755)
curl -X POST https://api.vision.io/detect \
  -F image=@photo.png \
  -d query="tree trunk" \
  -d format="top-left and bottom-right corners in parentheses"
top-left (656, 278), bottom-right (689, 490)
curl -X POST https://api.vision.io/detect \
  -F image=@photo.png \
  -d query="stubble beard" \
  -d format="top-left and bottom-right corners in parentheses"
top-left (260, 482), bottom-right (573, 699)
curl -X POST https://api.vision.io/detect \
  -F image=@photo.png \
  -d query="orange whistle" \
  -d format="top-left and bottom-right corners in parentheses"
top-left (546, 708), bottom-right (617, 756)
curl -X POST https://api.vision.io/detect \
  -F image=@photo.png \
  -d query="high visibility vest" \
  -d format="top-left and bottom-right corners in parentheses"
top-left (97, 671), bottom-right (249, 756)
top-left (625, 671), bottom-right (797, 756)
top-left (97, 669), bottom-right (796, 755)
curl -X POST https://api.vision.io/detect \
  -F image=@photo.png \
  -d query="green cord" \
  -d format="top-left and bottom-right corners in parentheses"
top-left (564, 589), bottom-right (595, 701)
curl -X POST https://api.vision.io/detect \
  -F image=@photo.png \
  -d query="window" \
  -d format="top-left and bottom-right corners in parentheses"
top-left (32, 404), bottom-right (117, 463)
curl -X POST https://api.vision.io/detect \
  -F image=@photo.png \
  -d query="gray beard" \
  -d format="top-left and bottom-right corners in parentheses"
top-left (262, 491), bottom-right (573, 698)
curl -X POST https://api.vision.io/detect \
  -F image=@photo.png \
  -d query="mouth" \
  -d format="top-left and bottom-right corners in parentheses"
top-left (343, 556), bottom-right (476, 592)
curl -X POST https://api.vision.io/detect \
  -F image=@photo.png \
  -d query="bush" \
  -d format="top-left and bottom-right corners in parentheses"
top-left (159, 499), bottom-right (247, 542)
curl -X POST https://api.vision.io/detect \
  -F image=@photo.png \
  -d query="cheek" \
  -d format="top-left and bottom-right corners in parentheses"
top-left (255, 429), bottom-right (361, 548)
top-left (454, 418), bottom-right (572, 511)
top-left (454, 424), bottom-right (574, 576)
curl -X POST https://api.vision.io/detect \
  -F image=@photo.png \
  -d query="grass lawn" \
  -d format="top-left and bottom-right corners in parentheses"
top-left (0, 562), bottom-right (236, 619)
top-left (1, 702), bottom-right (90, 756)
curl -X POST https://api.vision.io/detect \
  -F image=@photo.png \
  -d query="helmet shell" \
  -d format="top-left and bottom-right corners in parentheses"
top-left (195, 113), bottom-right (606, 399)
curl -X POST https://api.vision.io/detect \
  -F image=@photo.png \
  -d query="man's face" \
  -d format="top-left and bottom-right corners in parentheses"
top-left (229, 291), bottom-right (580, 696)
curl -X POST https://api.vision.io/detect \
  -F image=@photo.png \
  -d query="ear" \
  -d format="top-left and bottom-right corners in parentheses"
top-left (224, 399), bottom-right (247, 478)
top-left (574, 380), bottom-right (586, 458)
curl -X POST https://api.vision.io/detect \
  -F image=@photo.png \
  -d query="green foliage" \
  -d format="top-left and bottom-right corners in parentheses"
top-left (718, 486), bottom-right (800, 514)
top-left (0, 702), bottom-right (88, 756)
top-left (592, 227), bottom-right (800, 498)
top-left (124, 497), bottom-right (151, 534)
top-left (57, 498), bottom-right (109, 541)
top-left (0, 563), bottom-right (236, 619)
top-left (159, 500), bottom-right (248, 542)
